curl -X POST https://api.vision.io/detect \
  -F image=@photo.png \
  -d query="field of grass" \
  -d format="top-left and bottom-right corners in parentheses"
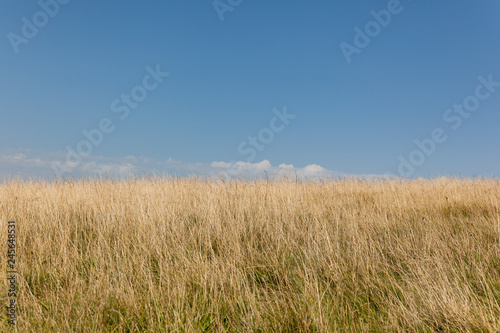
top-left (0, 177), bottom-right (499, 332)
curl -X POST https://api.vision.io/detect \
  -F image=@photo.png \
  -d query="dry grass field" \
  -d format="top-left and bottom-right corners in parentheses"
top-left (0, 177), bottom-right (499, 332)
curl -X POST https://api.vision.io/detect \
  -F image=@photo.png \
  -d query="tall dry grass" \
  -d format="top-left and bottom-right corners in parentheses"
top-left (0, 177), bottom-right (499, 332)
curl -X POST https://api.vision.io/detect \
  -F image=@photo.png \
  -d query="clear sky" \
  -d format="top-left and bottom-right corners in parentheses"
top-left (1, 0), bottom-right (499, 179)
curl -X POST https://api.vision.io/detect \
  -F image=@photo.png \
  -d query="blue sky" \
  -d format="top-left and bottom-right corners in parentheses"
top-left (1, 0), bottom-right (499, 179)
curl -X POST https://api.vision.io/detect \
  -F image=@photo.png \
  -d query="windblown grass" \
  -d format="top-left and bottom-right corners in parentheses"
top-left (0, 177), bottom-right (499, 332)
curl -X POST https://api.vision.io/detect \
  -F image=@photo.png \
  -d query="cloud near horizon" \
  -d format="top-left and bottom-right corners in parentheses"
top-left (0, 148), bottom-right (346, 180)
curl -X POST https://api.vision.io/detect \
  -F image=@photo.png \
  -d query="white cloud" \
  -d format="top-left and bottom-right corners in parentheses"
top-left (0, 148), bottom-right (354, 181)
top-left (208, 160), bottom-right (338, 179)
top-left (13, 153), bottom-right (26, 160)
top-left (302, 164), bottom-right (327, 176)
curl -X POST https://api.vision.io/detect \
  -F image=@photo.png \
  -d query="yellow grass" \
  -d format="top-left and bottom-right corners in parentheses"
top-left (1, 177), bottom-right (500, 332)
